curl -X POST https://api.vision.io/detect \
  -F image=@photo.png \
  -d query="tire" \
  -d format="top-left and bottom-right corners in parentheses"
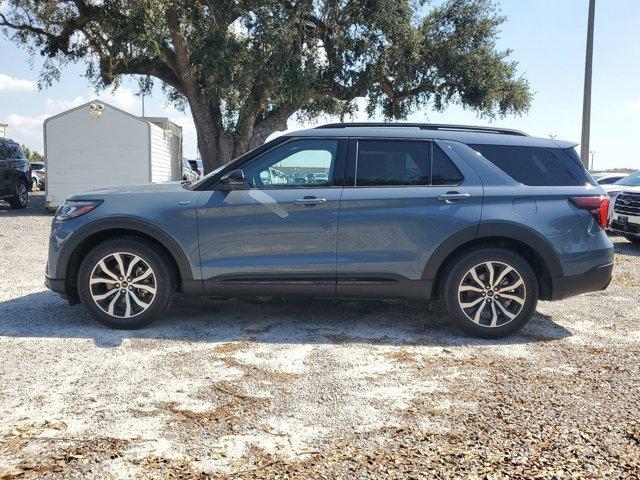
top-left (625, 235), bottom-right (640, 245)
top-left (7, 180), bottom-right (28, 209)
top-left (77, 238), bottom-right (177, 329)
top-left (440, 247), bottom-right (539, 338)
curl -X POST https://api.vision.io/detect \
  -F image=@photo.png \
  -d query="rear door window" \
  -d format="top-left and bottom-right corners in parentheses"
top-left (469, 144), bottom-right (581, 186)
top-left (355, 140), bottom-right (430, 186)
top-left (353, 140), bottom-right (464, 187)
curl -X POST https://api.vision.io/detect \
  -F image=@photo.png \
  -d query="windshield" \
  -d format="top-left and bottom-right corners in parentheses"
top-left (31, 163), bottom-right (44, 171)
top-left (614, 172), bottom-right (640, 186)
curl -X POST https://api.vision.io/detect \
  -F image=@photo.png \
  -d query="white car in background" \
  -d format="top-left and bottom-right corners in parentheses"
top-left (601, 171), bottom-right (640, 197)
top-left (186, 158), bottom-right (204, 179)
top-left (181, 158), bottom-right (199, 182)
top-left (30, 162), bottom-right (45, 190)
top-left (593, 172), bottom-right (628, 185)
top-left (609, 185), bottom-right (640, 244)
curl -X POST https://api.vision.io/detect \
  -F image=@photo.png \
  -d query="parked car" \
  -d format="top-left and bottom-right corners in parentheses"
top-left (609, 186), bottom-right (640, 244)
top-left (593, 172), bottom-right (628, 185)
top-left (187, 159), bottom-right (203, 179)
top-left (291, 172), bottom-right (308, 184)
top-left (312, 172), bottom-right (329, 184)
top-left (30, 162), bottom-right (46, 191)
top-left (181, 158), bottom-right (199, 182)
top-left (600, 171), bottom-right (640, 197)
top-left (45, 123), bottom-right (613, 338)
top-left (0, 138), bottom-right (30, 209)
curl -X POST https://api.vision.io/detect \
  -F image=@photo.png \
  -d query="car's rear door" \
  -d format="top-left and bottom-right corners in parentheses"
top-left (336, 138), bottom-right (483, 299)
top-left (197, 137), bottom-right (347, 296)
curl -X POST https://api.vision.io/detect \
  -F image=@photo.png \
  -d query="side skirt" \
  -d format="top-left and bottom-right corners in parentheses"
top-left (198, 273), bottom-right (432, 301)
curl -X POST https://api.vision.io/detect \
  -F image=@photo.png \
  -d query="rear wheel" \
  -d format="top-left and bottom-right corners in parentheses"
top-left (77, 238), bottom-right (176, 329)
top-left (440, 248), bottom-right (538, 338)
top-left (8, 180), bottom-right (28, 209)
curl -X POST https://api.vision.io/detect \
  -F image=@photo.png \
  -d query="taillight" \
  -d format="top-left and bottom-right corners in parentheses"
top-left (569, 196), bottom-right (610, 229)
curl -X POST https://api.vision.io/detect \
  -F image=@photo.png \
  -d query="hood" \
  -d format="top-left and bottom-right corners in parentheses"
top-left (601, 183), bottom-right (640, 194)
top-left (71, 181), bottom-right (187, 199)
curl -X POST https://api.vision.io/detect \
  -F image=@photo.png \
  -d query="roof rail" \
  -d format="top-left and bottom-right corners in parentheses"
top-left (315, 122), bottom-right (529, 137)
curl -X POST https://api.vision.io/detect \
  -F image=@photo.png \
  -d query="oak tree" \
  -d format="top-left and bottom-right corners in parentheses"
top-left (1, 0), bottom-right (531, 172)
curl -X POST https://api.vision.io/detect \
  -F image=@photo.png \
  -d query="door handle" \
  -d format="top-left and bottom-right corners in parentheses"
top-left (437, 192), bottom-right (470, 203)
top-left (295, 196), bottom-right (327, 205)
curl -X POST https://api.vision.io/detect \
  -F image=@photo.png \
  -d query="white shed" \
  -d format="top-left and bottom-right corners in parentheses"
top-left (43, 100), bottom-right (183, 208)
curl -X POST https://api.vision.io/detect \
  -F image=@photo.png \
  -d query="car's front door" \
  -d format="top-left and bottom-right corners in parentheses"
top-left (197, 138), bottom-right (346, 296)
top-left (336, 138), bottom-right (483, 299)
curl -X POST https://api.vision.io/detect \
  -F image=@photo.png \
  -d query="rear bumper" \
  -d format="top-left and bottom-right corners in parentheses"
top-left (551, 262), bottom-right (613, 300)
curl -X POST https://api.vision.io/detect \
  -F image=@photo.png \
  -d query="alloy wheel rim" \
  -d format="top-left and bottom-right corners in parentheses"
top-left (18, 184), bottom-right (27, 206)
top-left (89, 252), bottom-right (157, 318)
top-left (457, 261), bottom-right (526, 328)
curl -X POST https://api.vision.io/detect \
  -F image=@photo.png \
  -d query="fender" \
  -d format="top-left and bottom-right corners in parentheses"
top-left (58, 216), bottom-right (195, 283)
top-left (421, 221), bottom-right (563, 280)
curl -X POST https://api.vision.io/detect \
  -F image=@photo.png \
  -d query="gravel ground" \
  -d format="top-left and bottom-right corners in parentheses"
top-left (1, 192), bottom-right (639, 479)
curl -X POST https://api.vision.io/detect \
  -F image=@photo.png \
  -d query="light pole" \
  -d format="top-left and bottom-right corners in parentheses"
top-left (580, 0), bottom-right (596, 168)
top-left (590, 150), bottom-right (596, 171)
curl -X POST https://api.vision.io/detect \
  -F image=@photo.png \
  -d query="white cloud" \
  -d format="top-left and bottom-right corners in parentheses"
top-left (0, 73), bottom-right (38, 92)
top-left (628, 100), bottom-right (640, 110)
top-left (93, 87), bottom-right (139, 111)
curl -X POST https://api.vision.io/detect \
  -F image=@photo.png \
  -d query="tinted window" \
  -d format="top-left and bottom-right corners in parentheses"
top-left (356, 140), bottom-right (429, 186)
top-left (597, 176), bottom-right (623, 185)
top-left (470, 144), bottom-right (579, 186)
top-left (432, 144), bottom-right (463, 185)
top-left (0, 143), bottom-right (10, 160)
top-left (243, 139), bottom-right (338, 188)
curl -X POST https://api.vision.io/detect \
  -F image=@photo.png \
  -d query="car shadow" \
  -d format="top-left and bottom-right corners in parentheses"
top-left (0, 290), bottom-right (572, 348)
top-left (610, 235), bottom-right (640, 257)
top-left (0, 191), bottom-right (51, 217)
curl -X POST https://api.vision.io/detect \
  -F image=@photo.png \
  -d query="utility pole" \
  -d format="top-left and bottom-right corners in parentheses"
top-left (580, 0), bottom-right (596, 168)
top-left (141, 92), bottom-right (146, 117)
top-left (590, 151), bottom-right (596, 171)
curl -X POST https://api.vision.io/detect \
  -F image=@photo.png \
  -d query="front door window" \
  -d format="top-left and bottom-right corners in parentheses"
top-left (242, 139), bottom-right (338, 188)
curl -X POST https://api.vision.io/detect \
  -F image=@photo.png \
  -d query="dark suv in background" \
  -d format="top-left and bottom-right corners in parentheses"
top-left (45, 123), bottom-right (613, 338)
top-left (0, 138), bottom-right (30, 209)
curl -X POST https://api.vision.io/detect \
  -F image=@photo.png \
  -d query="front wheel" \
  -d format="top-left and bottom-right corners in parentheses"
top-left (440, 248), bottom-right (539, 338)
top-left (77, 238), bottom-right (176, 329)
top-left (8, 180), bottom-right (28, 209)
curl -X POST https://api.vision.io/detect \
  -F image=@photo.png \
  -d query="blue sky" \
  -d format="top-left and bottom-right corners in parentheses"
top-left (0, 0), bottom-right (638, 170)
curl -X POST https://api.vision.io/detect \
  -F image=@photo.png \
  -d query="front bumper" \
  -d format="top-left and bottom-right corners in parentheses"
top-left (609, 219), bottom-right (640, 238)
top-left (45, 274), bottom-right (66, 296)
top-left (551, 262), bottom-right (613, 300)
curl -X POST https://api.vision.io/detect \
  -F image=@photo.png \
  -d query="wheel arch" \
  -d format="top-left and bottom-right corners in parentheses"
top-left (424, 222), bottom-right (562, 301)
top-left (61, 218), bottom-right (198, 303)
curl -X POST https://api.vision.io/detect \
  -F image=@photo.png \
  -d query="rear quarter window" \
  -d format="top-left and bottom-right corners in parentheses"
top-left (469, 144), bottom-right (584, 186)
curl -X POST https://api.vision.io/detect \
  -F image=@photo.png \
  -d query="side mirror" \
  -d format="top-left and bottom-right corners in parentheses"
top-left (219, 169), bottom-right (248, 191)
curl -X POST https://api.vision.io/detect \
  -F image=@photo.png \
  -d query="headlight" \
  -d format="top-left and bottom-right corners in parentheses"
top-left (55, 200), bottom-right (103, 221)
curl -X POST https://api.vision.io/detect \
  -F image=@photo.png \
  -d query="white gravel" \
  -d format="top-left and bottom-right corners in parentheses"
top-left (1, 191), bottom-right (639, 478)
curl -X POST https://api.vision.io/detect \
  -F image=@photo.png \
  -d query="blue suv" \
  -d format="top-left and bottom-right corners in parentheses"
top-left (45, 124), bottom-right (614, 337)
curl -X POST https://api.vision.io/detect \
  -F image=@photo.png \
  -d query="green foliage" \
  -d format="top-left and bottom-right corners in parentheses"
top-left (1, 0), bottom-right (531, 169)
top-left (21, 145), bottom-right (45, 163)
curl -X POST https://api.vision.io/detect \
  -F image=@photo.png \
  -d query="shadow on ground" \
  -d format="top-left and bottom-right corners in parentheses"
top-left (0, 190), bottom-right (51, 217)
top-left (0, 289), bottom-right (571, 348)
